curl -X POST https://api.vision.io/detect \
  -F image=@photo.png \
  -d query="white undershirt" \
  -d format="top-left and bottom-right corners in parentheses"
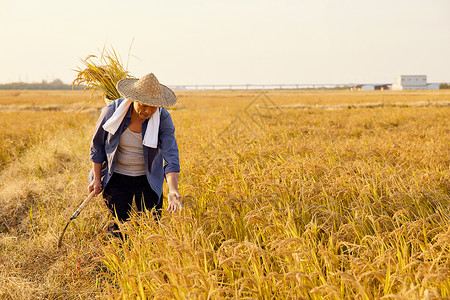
top-left (114, 128), bottom-right (146, 176)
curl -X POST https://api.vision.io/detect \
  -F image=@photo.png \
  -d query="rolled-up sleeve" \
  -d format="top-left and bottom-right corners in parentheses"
top-left (90, 106), bottom-right (110, 164)
top-left (159, 109), bottom-right (180, 175)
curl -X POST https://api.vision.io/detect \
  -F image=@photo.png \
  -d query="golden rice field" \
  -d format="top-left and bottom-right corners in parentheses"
top-left (0, 89), bottom-right (449, 299)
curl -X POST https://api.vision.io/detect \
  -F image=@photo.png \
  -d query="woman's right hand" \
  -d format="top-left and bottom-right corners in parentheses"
top-left (88, 178), bottom-right (102, 196)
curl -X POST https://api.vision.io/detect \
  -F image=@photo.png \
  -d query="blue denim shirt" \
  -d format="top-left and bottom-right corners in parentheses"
top-left (89, 98), bottom-right (180, 198)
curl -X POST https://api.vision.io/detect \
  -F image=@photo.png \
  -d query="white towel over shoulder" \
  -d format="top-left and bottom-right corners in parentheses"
top-left (102, 99), bottom-right (160, 148)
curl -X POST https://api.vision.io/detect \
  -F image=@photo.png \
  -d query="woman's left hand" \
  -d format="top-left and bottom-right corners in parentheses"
top-left (167, 190), bottom-right (183, 213)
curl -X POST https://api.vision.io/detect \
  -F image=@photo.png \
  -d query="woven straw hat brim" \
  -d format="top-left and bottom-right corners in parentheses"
top-left (117, 78), bottom-right (177, 107)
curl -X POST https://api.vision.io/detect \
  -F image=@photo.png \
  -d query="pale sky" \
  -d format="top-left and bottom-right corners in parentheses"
top-left (1, 0), bottom-right (449, 85)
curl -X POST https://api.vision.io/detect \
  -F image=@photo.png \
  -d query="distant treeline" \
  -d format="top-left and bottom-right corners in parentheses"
top-left (0, 79), bottom-right (84, 90)
top-left (1, 79), bottom-right (449, 90)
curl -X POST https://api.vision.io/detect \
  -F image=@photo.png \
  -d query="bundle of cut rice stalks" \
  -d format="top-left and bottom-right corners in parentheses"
top-left (73, 46), bottom-right (133, 104)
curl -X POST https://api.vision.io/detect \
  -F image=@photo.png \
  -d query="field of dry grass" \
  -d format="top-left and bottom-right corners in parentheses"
top-left (0, 89), bottom-right (449, 299)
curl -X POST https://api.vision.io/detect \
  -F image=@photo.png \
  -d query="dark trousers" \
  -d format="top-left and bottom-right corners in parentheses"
top-left (103, 173), bottom-right (162, 222)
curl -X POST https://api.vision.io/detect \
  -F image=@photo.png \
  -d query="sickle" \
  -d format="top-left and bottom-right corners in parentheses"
top-left (57, 190), bottom-right (96, 248)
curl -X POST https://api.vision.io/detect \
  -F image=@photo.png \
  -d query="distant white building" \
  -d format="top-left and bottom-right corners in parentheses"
top-left (361, 84), bottom-right (375, 91)
top-left (392, 75), bottom-right (428, 90)
top-left (427, 83), bottom-right (439, 90)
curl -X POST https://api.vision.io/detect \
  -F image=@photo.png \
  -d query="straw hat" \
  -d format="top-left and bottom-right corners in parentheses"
top-left (116, 73), bottom-right (177, 107)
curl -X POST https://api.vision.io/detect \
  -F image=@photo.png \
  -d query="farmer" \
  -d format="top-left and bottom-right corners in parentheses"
top-left (88, 73), bottom-right (182, 233)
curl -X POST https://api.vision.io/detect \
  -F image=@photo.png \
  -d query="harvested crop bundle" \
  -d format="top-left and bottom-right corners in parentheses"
top-left (73, 46), bottom-right (133, 104)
